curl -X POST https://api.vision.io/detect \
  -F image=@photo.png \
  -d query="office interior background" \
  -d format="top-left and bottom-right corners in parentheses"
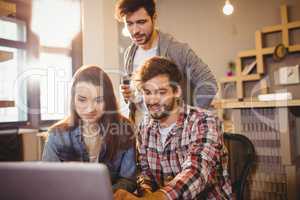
top-left (0, 0), bottom-right (300, 199)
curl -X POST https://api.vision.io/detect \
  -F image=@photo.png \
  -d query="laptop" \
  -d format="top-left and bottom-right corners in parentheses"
top-left (0, 162), bottom-right (113, 200)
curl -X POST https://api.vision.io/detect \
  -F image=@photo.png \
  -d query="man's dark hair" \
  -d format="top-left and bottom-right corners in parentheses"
top-left (135, 56), bottom-right (182, 91)
top-left (115, 0), bottom-right (156, 21)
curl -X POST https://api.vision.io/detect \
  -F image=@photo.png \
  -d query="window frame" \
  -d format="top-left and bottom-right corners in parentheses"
top-left (0, 0), bottom-right (82, 129)
top-left (0, 9), bottom-right (29, 128)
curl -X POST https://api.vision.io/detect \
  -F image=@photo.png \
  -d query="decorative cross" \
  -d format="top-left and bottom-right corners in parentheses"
top-left (220, 5), bottom-right (300, 101)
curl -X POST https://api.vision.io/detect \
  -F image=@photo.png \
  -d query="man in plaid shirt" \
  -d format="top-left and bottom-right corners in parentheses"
top-left (114, 57), bottom-right (232, 200)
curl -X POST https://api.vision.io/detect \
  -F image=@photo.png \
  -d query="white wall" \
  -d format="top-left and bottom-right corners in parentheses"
top-left (82, 0), bottom-right (300, 84)
top-left (157, 0), bottom-right (300, 79)
top-left (82, 0), bottom-right (103, 66)
top-left (81, 0), bottom-right (121, 100)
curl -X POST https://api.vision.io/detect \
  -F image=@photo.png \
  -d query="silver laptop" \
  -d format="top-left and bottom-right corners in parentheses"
top-left (0, 162), bottom-right (113, 200)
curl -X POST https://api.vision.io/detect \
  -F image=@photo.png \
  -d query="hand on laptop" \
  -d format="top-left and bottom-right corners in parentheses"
top-left (114, 189), bottom-right (167, 200)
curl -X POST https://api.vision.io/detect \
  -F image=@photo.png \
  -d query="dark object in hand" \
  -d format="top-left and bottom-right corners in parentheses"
top-left (122, 74), bottom-right (131, 85)
top-left (123, 79), bottom-right (130, 85)
top-left (122, 75), bottom-right (131, 103)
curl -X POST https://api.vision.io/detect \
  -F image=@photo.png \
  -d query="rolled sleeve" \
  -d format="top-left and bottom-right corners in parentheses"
top-left (42, 132), bottom-right (60, 162)
top-left (169, 42), bottom-right (218, 108)
top-left (119, 147), bottom-right (136, 179)
top-left (113, 147), bottom-right (137, 192)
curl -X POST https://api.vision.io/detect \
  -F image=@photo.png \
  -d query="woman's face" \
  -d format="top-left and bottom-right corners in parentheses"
top-left (74, 82), bottom-right (105, 125)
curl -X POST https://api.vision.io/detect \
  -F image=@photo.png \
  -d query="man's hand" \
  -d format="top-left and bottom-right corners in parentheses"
top-left (114, 189), bottom-right (139, 200)
top-left (141, 190), bottom-right (167, 200)
top-left (138, 183), bottom-right (152, 197)
top-left (120, 84), bottom-right (132, 103)
top-left (114, 189), bottom-right (167, 200)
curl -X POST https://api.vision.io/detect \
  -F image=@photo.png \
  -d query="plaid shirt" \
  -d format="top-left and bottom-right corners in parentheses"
top-left (137, 105), bottom-right (232, 199)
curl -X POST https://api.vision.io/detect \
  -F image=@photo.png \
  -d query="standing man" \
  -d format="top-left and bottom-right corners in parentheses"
top-left (114, 57), bottom-right (231, 200)
top-left (115, 0), bottom-right (218, 122)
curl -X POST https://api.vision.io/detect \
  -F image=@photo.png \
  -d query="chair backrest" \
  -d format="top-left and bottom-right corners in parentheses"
top-left (0, 129), bottom-right (21, 161)
top-left (223, 132), bottom-right (255, 200)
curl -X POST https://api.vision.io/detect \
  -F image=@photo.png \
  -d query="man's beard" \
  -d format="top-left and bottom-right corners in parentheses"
top-left (147, 97), bottom-right (176, 120)
top-left (133, 28), bottom-right (154, 45)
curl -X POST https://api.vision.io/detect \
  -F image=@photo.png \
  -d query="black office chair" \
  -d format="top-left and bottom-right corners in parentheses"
top-left (0, 128), bottom-right (22, 161)
top-left (223, 132), bottom-right (255, 200)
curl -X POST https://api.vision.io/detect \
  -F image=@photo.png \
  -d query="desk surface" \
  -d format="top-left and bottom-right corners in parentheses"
top-left (0, 100), bottom-right (15, 108)
top-left (213, 99), bottom-right (300, 109)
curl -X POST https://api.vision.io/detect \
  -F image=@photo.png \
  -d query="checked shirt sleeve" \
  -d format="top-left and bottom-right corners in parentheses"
top-left (136, 122), bottom-right (156, 190)
top-left (161, 113), bottom-right (223, 199)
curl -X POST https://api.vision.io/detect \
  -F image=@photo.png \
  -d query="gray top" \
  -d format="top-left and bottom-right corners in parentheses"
top-left (123, 30), bottom-right (218, 109)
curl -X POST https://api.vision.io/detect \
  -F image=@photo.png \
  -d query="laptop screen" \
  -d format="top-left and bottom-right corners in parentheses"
top-left (0, 162), bottom-right (113, 200)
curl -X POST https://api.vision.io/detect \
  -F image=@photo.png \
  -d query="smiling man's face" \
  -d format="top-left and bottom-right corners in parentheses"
top-left (142, 74), bottom-right (180, 121)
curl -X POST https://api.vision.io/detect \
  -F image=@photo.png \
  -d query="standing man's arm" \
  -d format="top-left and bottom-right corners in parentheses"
top-left (169, 42), bottom-right (218, 108)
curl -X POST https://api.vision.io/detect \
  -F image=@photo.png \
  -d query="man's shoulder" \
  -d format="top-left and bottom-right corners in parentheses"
top-left (159, 30), bottom-right (188, 48)
top-left (185, 105), bottom-right (217, 123)
top-left (158, 30), bottom-right (193, 63)
top-left (183, 105), bottom-right (221, 140)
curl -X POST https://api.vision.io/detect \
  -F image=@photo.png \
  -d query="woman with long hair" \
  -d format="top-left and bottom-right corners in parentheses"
top-left (42, 65), bottom-right (136, 192)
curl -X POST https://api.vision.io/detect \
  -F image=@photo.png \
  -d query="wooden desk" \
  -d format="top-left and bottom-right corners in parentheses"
top-left (213, 99), bottom-right (300, 109)
top-left (0, 1), bottom-right (16, 17)
top-left (0, 50), bottom-right (13, 62)
top-left (19, 129), bottom-right (39, 161)
top-left (0, 101), bottom-right (15, 108)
